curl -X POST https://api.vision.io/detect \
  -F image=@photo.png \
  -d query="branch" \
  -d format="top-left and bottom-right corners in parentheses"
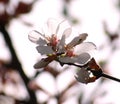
top-left (60, 60), bottom-right (120, 83)
top-left (0, 25), bottom-right (37, 104)
top-left (102, 73), bottom-right (120, 82)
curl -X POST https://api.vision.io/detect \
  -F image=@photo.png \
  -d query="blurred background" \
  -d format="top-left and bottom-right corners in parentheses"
top-left (0, 0), bottom-right (120, 104)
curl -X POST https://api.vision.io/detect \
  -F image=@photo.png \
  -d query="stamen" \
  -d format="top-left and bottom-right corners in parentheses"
top-left (66, 50), bottom-right (75, 57)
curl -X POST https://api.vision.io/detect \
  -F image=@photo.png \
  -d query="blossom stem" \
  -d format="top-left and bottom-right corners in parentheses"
top-left (61, 61), bottom-right (120, 83)
top-left (102, 73), bottom-right (120, 82)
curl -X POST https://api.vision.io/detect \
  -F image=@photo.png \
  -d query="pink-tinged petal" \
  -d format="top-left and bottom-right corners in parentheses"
top-left (56, 20), bottom-right (70, 34)
top-left (55, 20), bottom-right (65, 35)
top-left (58, 57), bottom-right (76, 63)
top-left (36, 46), bottom-right (53, 55)
top-left (66, 33), bottom-right (88, 49)
top-left (62, 27), bottom-right (72, 37)
top-left (75, 68), bottom-right (90, 84)
top-left (56, 20), bottom-right (71, 38)
top-left (79, 33), bottom-right (88, 41)
top-left (37, 38), bottom-right (47, 45)
top-left (59, 53), bottom-right (90, 65)
top-left (74, 42), bottom-right (97, 55)
top-left (57, 35), bottom-right (66, 53)
top-left (34, 55), bottom-right (57, 69)
top-left (28, 30), bottom-right (46, 44)
top-left (75, 53), bottom-right (91, 64)
top-left (34, 58), bottom-right (50, 69)
top-left (47, 18), bottom-right (59, 34)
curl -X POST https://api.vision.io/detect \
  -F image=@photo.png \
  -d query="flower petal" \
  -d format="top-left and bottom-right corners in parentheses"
top-left (28, 30), bottom-right (46, 44)
top-left (55, 20), bottom-right (65, 35)
top-left (57, 35), bottom-right (66, 53)
top-left (62, 27), bottom-right (72, 37)
top-left (59, 53), bottom-right (90, 65)
top-left (47, 18), bottom-right (59, 34)
top-left (66, 33), bottom-right (88, 48)
top-left (36, 46), bottom-right (54, 55)
top-left (75, 68), bottom-right (90, 84)
top-left (74, 42), bottom-right (97, 55)
top-left (75, 53), bottom-right (91, 64)
top-left (58, 57), bottom-right (76, 63)
top-left (37, 38), bottom-right (47, 45)
top-left (34, 58), bottom-right (50, 69)
top-left (56, 20), bottom-right (71, 38)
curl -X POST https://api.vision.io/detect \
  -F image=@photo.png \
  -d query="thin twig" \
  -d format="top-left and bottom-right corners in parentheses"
top-left (62, 61), bottom-right (120, 83)
top-left (102, 73), bottom-right (120, 82)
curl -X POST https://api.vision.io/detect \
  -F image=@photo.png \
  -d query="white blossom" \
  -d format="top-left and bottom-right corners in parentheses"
top-left (28, 18), bottom-right (96, 69)
top-left (75, 68), bottom-right (91, 84)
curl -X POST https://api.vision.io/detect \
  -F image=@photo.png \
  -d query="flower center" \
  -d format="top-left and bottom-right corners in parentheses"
top-left (50, 34), bottom-right (58, 47)
top-left (66, 50), bottom-right (75, 57)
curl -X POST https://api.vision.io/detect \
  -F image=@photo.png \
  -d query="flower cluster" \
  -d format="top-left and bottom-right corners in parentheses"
top-left (28, 18), bottom-right (97, 84)
top-left (28, 19), bottom-right (96, 67)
